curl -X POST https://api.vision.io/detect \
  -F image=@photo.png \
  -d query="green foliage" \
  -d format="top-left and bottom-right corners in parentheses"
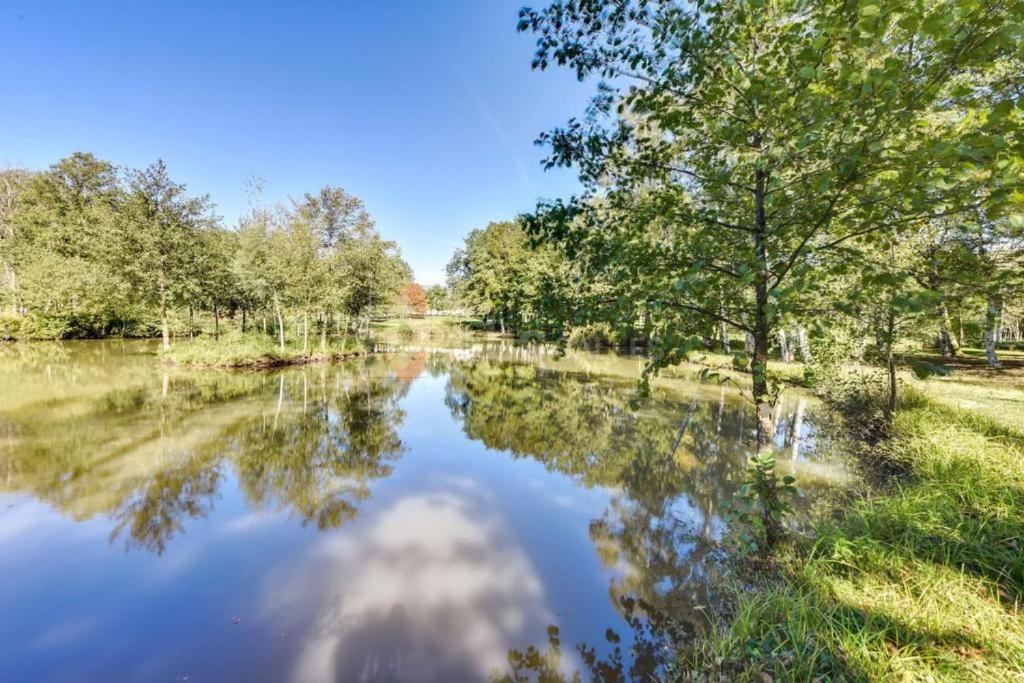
top-left (1, 155), bottom-right (411, 349)
top-left (161, 330), bottom-right (363, 368)
top-left (518, 0), bottom-right (1024, 443)
top-left (446, 220), bottom-right (577, 338)
top-left (566, 322), bottom-right (621, 349)
top-left (724, 451), bottom-right (796, 556)
top-left (424, 284), bottom-right (451, 312)
top-left (679, 389), bottom-right (1024, 681)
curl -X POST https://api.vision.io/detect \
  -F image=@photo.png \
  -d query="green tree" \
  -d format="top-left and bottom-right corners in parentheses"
top-left (117, 160), bottom-right (213, 349)
top-left (447, 220), bottom-right (571, 336)
top-left (520, 0), bottom-right (1023, 445)
top-left (425, 284), bottom-right (450, 313)
top-left (5, 153), bottom-right (126, 337)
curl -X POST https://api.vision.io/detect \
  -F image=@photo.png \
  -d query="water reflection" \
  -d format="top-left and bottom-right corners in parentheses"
top-left (2, 358), bottom-right (411, 553)
top-left (441, 357), bottom-right (848, 679)
top-left (0, 343), bottom-right (850, 682)
top-left (266, 484), bottom-right (557, 682)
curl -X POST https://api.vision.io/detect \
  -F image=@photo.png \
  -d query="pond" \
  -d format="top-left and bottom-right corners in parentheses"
top-left (0, 341), bottom-right (852, 682)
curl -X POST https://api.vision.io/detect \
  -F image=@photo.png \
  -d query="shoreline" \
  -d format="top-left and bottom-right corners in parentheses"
top-left (161, 349), bottom-right (373, 369)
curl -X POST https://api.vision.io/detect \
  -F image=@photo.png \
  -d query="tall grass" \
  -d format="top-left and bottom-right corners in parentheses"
top-left (676, 388), bottom-right (1024, 681)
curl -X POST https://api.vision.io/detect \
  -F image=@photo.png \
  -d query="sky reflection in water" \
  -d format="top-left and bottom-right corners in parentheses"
top-left (0, 341), bottom-right (851, 682)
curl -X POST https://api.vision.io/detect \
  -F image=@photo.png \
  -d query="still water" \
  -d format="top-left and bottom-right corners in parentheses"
top-left (0, 341), bottom-right (851, 682)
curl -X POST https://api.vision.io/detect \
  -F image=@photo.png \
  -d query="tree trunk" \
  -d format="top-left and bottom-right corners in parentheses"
top-left (752, 167), bottom-right (774, 448)
top-left (213, 304), bottom-right (220, 340)
top-left (797, 326), bottom-right (812, 363)
top-left (718, 303), bottom-right (730, 354)
top-left (159, 280), bottom-right (170, 351)
top-left (778, 329), bottom-right (793, 363)
top-left (188, 305), bottom-right (194, 339)
top-left (938, 304), bottom-right (959, 358)
top-left (985, 296), bottom-right (1001, 369)
top-left (791, 399), bottom-right (805, 459)
top-left (6, 264), bottom-right (18, 315)
top-left (320, 311), bottom-right (328, 350)
top-left (302, 310), bottom-right (309, 353)
top-left (884, 309), bottom-right (897, 422)
top-left (744, 331), bottom-right (754, 355)
top-left (995, 300), bottom-right (1004, 344)
top-left (273, 293), bottom-right (285, 352)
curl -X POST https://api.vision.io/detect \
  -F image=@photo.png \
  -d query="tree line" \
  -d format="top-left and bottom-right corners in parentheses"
top-left (444, 0), bottom-right (1023, 446)
top-left (0, 153), bottom-right (412, 349)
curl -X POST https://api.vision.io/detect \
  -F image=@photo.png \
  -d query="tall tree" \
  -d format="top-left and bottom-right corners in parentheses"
top-left (117, 160), bottom-right (212, 350)
top-left (520, 0), bottom-right (1023, 444)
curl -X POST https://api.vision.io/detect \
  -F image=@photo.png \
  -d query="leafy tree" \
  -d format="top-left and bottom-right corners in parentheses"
top-left (0, 167), bottom-right (32, 315)
top-left (447, 220), bottom-right (572, 335)
top-left (1, 156), bottom-right (411, 347)
top-left (4, 153), bottom-right (127, 336)
top-left (399, 282), bottom-right (429, 316)
top-left (425, 284), bottom-right (450, 313)
top-left (116, 160), bottom-right (213, 349)
top-left (519, 0), bottom-right (1023, 445)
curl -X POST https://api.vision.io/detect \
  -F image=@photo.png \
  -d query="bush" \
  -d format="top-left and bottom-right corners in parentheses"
top-left (566, 323), bottom-right (621, 349)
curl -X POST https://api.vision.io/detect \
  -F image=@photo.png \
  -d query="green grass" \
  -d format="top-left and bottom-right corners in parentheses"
top-left (370, 315), bottom-right (483, 344)
top-left (160, 330), bottom-right (366, 368)
top-left (676, 390), bottom-right (1024, 682)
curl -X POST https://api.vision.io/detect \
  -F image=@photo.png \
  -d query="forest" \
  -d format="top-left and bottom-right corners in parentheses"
top-left (0, 153), bottom-right (413, 351)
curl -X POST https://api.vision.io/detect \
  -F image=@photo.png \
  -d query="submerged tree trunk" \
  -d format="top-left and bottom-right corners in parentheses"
top-left (791, 399), bottom-right (805, 459)
top-left (985, 296), bottom-right (1001, 369)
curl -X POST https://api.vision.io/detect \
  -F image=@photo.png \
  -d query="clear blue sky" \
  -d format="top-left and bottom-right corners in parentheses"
top-left (0, 1), bottom-right (592, 285)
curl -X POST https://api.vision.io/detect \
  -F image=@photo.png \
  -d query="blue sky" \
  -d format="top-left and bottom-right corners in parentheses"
top-left (0, 1), bottom-right (592, 285)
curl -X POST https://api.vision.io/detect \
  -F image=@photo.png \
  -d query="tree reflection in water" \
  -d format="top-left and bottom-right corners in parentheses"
top-left (0, 346), bottom-right (847, 681)
top-left (1, 357), bottom-right (415, 553)
top-left (442, 356), bottom-right (840, 681)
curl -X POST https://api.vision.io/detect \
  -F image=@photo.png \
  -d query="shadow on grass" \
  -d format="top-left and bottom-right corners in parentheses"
top-left (671, 390), bottom-right (1024, 681)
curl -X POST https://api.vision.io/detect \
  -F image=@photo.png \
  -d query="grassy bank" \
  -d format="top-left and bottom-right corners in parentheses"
top-left (678, 389), bottom-right (1024, 681)
top-left (160, 332), bottom-right (368, 368)
top-left (370, 315), bottom-right (483, 344)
